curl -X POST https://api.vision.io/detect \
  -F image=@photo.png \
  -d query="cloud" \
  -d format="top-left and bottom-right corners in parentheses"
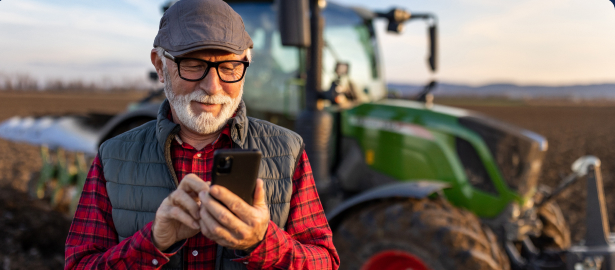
top-left (371, 0), bottom-right (615, 85)
top-left (0, 0), bottom-right (155, 38)
top-left (1, 0), bottom-right (615, 85)
top-left (0, 0), bottom-right (161, 82)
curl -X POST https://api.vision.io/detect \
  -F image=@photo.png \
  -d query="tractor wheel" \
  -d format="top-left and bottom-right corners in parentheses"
top-left (333, 198), bottom-right (510, 270)
top-left (532, 201), bottom-right (571, 250)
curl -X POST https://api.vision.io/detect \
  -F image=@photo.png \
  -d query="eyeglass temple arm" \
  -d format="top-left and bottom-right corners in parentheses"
top-left (163, 50), bottom-right (176, 61)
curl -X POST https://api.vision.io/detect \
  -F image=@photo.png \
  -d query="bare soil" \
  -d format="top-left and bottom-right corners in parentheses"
top-left (0, 185), bottom-right (70, 270)
top-left (0, 91), bottom-right (145, 270)
top-left (0, 92), bottom-right (614, 268)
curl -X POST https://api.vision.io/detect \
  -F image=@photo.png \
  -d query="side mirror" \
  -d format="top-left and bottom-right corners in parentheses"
top-left (428, 25), bottom-right (437, 72)
top-left (387, 22), bottom-right (404, 33)
top-left (381, 8), bottom-right (411, 34)
top-left (277, 0), bottom-right (311, 47)
top-left (376, 10), bottom-right (438, 73)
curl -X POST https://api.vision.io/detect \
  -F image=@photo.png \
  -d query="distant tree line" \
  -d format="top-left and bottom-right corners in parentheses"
top-left (0, 73), bottom-right (155, 92)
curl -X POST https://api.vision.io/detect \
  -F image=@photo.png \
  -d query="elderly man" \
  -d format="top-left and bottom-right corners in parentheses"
top-left (64, 0), bottom-right (339, 269)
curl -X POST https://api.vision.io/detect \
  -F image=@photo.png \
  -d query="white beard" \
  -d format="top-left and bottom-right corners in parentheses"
top-left (163, 68), bottom-right (243, 135)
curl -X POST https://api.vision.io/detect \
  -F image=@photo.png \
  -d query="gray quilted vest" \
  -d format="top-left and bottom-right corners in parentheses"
top-left (99, 100), bottom-right (304, 270)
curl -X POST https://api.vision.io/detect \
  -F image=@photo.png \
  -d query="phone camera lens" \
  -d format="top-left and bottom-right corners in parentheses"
top-left (217, 156), bottom-right (233, 173)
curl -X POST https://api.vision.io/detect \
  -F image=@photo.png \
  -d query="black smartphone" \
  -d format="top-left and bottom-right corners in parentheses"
top-left (211, 149), bottom-right (262, 206)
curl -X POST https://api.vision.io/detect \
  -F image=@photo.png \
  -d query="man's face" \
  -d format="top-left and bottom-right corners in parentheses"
top-left (153, 49), bottom-right (247, 135)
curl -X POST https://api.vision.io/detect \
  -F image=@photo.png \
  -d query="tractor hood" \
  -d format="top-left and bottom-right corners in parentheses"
top-left (342, 98), bottom-right (548, 216)
top-left (377, 99), bottom-right (548, 197)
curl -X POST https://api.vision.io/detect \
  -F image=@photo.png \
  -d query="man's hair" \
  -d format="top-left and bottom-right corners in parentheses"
top-left (155, 47), bottom-right (168, 70)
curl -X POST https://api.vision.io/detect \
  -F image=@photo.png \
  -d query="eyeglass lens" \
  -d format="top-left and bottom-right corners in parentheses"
top-left (178, 59), bottom-right (246, 82)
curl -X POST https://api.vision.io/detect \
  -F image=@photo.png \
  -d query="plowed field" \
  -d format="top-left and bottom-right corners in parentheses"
top-left (0, 92), bottom-right (614, 269)
top-left (0, 91), bottom-right (142, 270)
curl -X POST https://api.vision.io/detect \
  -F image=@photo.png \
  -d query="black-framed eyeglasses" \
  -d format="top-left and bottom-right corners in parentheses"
top-left (163, 50), bottom-right (250, 83)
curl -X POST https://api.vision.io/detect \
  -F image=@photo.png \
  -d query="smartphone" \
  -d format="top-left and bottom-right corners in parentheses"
top-left (211, 149), bottom-right (262, 206)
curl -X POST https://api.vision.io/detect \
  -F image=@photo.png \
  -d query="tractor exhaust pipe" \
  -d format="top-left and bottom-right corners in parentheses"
top-left (278, 0), bottom-right (333, 203)
top-left (295, 0), bottom-right (333, 203)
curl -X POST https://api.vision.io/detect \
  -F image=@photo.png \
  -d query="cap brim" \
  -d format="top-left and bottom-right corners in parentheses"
top-left (168, 44), bottom-right (246, 57)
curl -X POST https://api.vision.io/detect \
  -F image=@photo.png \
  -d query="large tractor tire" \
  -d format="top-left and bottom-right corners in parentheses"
top-left (532, 201), bottom-right (571, 250)
top-left (334, 198), bottom-right (510, 270)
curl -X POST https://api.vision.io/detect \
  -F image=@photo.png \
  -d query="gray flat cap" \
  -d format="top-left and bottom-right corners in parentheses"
top-left (154, 0), bottom-right (253, 57)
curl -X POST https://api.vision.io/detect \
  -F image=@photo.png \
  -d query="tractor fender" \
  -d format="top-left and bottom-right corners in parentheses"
top-left (97, 102), bottom-right (160, 146)
top-left (326, 181), bottom-right (450, 229)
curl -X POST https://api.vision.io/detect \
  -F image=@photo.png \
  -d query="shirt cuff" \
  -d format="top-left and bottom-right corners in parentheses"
top-left (232, 220), bottom-right (285, 266)
top-left (134, 222), bottom-right (183, 267)
top-left (162, 239), bottom-right (187, 254)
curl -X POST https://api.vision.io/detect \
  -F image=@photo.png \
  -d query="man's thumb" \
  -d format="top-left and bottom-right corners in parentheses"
top-left (253, 179), bottom-right (266, 206)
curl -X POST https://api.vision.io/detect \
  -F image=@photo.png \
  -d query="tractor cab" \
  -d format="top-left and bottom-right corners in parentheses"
top-left (226, 0), bottom-right (386, 129)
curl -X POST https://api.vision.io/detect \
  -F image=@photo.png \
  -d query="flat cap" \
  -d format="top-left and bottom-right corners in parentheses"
top-left (154, 0), bottom-right (253, 57)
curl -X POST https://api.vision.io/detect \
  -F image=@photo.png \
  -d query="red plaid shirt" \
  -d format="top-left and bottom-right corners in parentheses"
top-left (65, 124), bottom-right (339, 269)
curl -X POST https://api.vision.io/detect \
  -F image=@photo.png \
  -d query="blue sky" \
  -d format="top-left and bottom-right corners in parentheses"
top-left (0, 0), bottom-right (614, 86)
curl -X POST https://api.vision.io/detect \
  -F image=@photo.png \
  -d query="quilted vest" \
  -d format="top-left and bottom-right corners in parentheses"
top-left (99, 100), bottom-right (303, 270)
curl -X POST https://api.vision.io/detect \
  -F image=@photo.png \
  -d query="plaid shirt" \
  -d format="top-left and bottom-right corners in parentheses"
top-left (65, 124), bottom-right (339, 269)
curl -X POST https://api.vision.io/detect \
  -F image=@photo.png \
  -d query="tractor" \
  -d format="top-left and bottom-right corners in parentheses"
top-left (3, 0), bottom-right (615, 269)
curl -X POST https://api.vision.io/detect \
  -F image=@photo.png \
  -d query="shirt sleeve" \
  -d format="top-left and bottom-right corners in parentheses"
top-left (65, 155), bottom-right (178, 270)
top-left (235, 150), bottom-right (340, 270)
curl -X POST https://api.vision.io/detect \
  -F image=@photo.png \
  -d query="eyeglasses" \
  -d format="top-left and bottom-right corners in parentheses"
top-left (162, 50), bottom-right (250, 83)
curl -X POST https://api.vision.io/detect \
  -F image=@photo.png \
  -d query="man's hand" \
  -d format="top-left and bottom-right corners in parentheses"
top-left (198, 179), bottom-right (270, 251)
top-left (152, 174), bottom-right (210, 251)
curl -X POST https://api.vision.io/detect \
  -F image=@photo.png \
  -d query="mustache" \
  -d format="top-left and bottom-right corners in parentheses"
top-left (183, 91), bottom-right (233, 105)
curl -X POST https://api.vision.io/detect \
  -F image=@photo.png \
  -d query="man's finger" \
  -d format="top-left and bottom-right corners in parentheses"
top-left (166, 205), bottom-right (200, 230)
top-left (209, 185), bottom-right (252, 218)
top-left (179, 174), bottom-right (210, 195)
top-left (169, 189), bottom-right (200, 220)
top-left (196, 183), bottom-right (211, 207)
top-left (201, 190), bottom-right (247, 234)
top-left (199, 203), bottom-right (236, 243)
top-left (253, 179), bottom-right (266, 207)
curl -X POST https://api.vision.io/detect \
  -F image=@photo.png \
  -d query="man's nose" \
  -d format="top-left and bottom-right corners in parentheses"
top-left (199, 67), bottom-right (223, 95)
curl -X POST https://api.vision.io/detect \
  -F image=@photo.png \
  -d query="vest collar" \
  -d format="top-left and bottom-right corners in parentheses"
top-left (155, 99), bottom-right (249, 149)
top-left (229, 100), bottom-right (249, 148)
top-left (156, 99), bottom-right (180, 148)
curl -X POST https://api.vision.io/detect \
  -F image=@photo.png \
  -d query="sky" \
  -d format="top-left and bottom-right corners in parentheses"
top-left (0, 0), bottom-right (614, 87)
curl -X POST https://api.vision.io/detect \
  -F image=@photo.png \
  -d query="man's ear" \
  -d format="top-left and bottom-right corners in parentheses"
top-left (151, 49), bottom-right (165, 84)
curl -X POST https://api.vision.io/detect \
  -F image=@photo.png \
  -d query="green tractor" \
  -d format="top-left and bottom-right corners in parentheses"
top-left (10, 0), bottom-right (615, 269)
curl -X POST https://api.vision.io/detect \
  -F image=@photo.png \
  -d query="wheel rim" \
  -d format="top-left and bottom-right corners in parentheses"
top-left (361, 250), bottom-right (432, 270)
